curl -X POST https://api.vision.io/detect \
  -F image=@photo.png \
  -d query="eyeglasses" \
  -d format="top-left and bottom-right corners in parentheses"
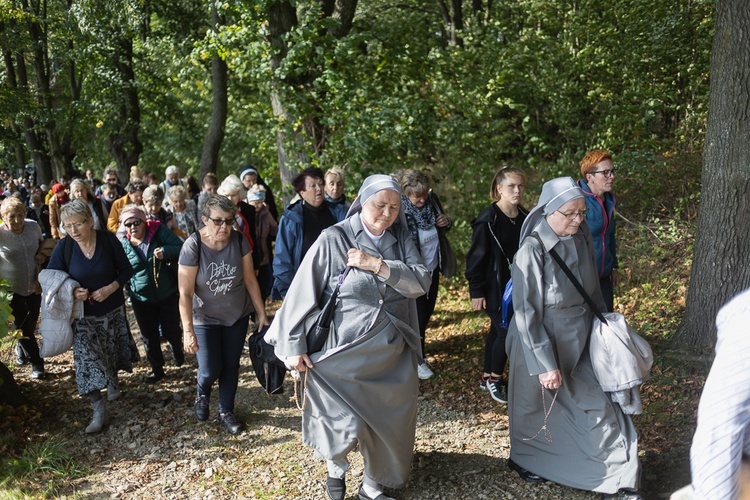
top-left (62, 221), bottom-right (87, 231)
top-left (557, 210), bottom-right (587, 221)
top-left (106, 178), bottom-right (118, 183)
top-left (124, 220), bottom-right (143, 228)
top-left (208, 217), bottom-right (235, 227)
top-left (589, 169), bottom-right (615, 178)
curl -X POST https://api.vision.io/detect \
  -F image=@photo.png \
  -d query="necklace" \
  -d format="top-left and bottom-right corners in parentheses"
top-left (507, 214), bottom-right (517, 225)
top-left (80, 239), bottom-right (96, 258)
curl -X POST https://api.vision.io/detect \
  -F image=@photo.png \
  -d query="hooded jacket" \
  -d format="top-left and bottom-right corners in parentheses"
top-left (577, 179), bottom-right (617, 278)
top-left (38, 269), bottom-right (83, 357)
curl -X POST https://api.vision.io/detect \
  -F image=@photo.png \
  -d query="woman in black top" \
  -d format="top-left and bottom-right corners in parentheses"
top-left (465, 167), bottom-right (527, 404)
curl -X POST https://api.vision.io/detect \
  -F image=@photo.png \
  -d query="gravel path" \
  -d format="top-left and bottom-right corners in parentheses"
top-left (15, 343), bottom-right (599, 500)
top-left (10, 302), bottom-right (687, 499)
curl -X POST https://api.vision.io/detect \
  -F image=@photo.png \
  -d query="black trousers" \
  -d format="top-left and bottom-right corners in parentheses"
top-left (415, 271), bottom-right (440, 357)
top-left (12, 292), bottom-right (43, 367)
top-left (130, 293), bottom-right (183, 372)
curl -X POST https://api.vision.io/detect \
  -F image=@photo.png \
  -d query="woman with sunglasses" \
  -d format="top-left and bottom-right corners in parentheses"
top-left (578, 149), bottom-right (619, 312)
top-left (45, 199), bottom-right (139, 434)
top-left (178, 194), bottom-right (268, 435)
top-left (119, 205), bottom-right (184, 383)
top-left (505, 177), bottom-right (642, 499)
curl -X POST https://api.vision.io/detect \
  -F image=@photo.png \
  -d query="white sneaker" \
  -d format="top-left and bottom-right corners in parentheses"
top-left (417, 362), bottom-right (434, 380)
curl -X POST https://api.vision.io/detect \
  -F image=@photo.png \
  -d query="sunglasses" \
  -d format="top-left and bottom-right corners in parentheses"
top-left (208, 217), bottom-right (235, 227)
top-left (124, 219), bottom-right (143, 228)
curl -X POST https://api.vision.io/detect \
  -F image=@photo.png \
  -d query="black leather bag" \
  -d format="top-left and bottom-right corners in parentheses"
top-left (305, 225), bottom-right (355, 354)
top-left (247, 324), bottom-right (287, 394)
top-left (306, 266), bottom-right (352, 354)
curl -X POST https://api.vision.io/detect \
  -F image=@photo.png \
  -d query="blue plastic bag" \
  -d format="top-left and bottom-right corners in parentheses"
top-left (500, 279), bottom-right (514, 329)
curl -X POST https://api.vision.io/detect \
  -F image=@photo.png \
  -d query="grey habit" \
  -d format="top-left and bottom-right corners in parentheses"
top-left (506, 178), bottom-right (640, 494)
top-left (265, 212), bottom-right (431, 488)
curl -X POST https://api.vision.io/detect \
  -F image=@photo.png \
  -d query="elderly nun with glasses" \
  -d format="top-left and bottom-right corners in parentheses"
top-left (504, 177), bottom-right (642, 499)
top-left (265, 175), bottom-right (431, 500)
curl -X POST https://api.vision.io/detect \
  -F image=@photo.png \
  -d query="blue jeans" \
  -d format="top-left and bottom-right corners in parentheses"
top-left (194, 315), bottom-right (249, 414)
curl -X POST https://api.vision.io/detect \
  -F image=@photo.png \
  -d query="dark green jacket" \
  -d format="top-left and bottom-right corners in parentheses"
top-left (120, 222), bottom-right (183, 303)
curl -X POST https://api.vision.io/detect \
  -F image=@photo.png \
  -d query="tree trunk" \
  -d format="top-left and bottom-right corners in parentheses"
top-left (265, 0), bottom-right (358, 200)
top-left (199, 0), bottom-right (228, 182)
top-left (674, 0), bottom-right (750, 350)
top-left (6, 46), bottom-right (53, 185)
top-left (106, 36), bottom-right (143, 179)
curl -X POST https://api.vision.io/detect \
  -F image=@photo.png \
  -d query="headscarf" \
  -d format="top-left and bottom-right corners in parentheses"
top-left (240, 167), bottom-right (259, 181)
top-left (519, 176), bottom-right (584, 242)
top-left (346, 174), bottom-right (402, 218)
top-left (119, 205), bottom-right (148, 224)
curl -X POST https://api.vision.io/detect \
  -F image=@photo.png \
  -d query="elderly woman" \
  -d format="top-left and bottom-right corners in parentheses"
top-left (142, 185), bottom-right (174, 229)
top-left (465, 166), bottom-right (528, 403)
top-left (178, 194), bottom-right (268, 435)
top-left (0, 197), bottom-right (45, 379)
top-left (239, 165), bottom-right (278, 221)
top-left (398, 169), bottom-right (453, 380)
top-left (505, 177), bottom-right (641, 499)
top-left (324, 167), bottom-right (348, 208)
top-left (247, 184), bottom-right (278, 301)
top-left (578, 149), bottom-right (619, 312)
top-left (70, 179), bottom-right (109, 231)
top-left (266, 175), bottom-right (431, 500)
top-left (167, 185), bottom-right (198, 239)
top-left (271, 167), bottom-right (348, 300)
top-left (48, 183), bottom-right (70, 239)
top-left (46, 199), bottom-right (139, 434)
top-left (217, 175), bottom-right (259, 267)
top-left (120, 205), bottom-right (184, 383)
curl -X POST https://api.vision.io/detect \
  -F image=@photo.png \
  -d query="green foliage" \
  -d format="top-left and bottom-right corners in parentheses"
top-left (0, 280), bottom-right (15, 340)
top-left (0, 436), bottom-right (87, 495)
top-left (1, 0), bottom-right (714, 195)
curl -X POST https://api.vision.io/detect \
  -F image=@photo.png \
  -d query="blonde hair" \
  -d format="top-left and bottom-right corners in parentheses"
top-left (490, 167), bottom-right (527, 202)
top-left (1, 197), bottom-right (26, 218)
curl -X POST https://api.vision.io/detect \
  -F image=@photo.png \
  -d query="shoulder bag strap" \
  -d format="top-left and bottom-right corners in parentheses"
top-left (487, 221), bottom-right (512, 268)
top-left (315, 225), bottom-right (354, 327)
top-left (548, 246), bottom-right (607, 324)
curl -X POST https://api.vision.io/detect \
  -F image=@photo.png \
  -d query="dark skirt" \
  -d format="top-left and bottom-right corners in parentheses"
top-left (72, 306), bottom-right (140, 395)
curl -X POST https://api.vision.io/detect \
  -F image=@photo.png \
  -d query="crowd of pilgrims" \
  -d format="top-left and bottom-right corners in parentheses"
top-left (0, 151), bottom-right (643, 500)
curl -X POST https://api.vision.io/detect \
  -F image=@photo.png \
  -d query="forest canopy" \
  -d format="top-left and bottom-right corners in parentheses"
top-left (0, 0), bottom-right (713, 196)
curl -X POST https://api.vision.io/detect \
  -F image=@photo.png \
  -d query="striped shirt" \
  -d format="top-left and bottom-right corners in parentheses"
top-left (691, 288), bottom-right (750, 499)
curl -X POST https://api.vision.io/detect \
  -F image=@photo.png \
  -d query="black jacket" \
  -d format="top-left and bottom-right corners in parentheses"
top-left (465, 203), bottom-right (527, 321)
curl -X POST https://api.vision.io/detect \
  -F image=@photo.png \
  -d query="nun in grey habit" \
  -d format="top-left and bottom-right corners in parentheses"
top-left (505, 177), bottom-right (642, 499)
top-left (265, 175), bottom-right (431, 500)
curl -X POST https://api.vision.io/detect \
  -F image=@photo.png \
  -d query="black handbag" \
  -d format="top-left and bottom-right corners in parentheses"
top-left (247, 324), bottom-right (287, 394)
top-left (306, 225), bottom-right (355, 354)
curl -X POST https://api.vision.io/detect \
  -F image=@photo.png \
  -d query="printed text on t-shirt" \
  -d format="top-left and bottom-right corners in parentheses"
top-left (206, 260), bottom-right (238, 295)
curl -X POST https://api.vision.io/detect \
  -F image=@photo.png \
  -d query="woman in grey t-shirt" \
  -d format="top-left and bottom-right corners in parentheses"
top-left (178, 195), bottom-right (268, 435)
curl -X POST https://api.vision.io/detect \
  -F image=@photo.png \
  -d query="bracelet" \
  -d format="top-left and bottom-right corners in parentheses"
top-left (373, 258), bottom-right (383, 275)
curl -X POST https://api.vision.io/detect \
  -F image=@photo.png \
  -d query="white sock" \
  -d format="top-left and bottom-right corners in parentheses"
top-left (362, 483), bottom-right (382, 498)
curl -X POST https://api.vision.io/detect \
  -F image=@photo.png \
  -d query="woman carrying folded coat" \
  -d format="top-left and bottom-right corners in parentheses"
top-left (505, 177), bottom-right (642, 499)
top-left (265, 175), bottom-right (431, 500)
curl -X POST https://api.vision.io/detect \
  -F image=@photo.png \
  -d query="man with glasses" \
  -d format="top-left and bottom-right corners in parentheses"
top-left (578, 149), bottom-right (618, 311)
top-left (95, 167), bottom-right (126, 199)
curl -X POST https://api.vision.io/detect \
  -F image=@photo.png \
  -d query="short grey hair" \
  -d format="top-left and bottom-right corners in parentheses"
top-left (168, 185), bottom-right (187, 202)
top-left (217, 174), bottom-right (246, 198)
top-left (203, 194), bottom-right (237, 218)
top-left (60, 198), bottom-right (93, 223)
top-left (143, 185), bottom-right (164, 203)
